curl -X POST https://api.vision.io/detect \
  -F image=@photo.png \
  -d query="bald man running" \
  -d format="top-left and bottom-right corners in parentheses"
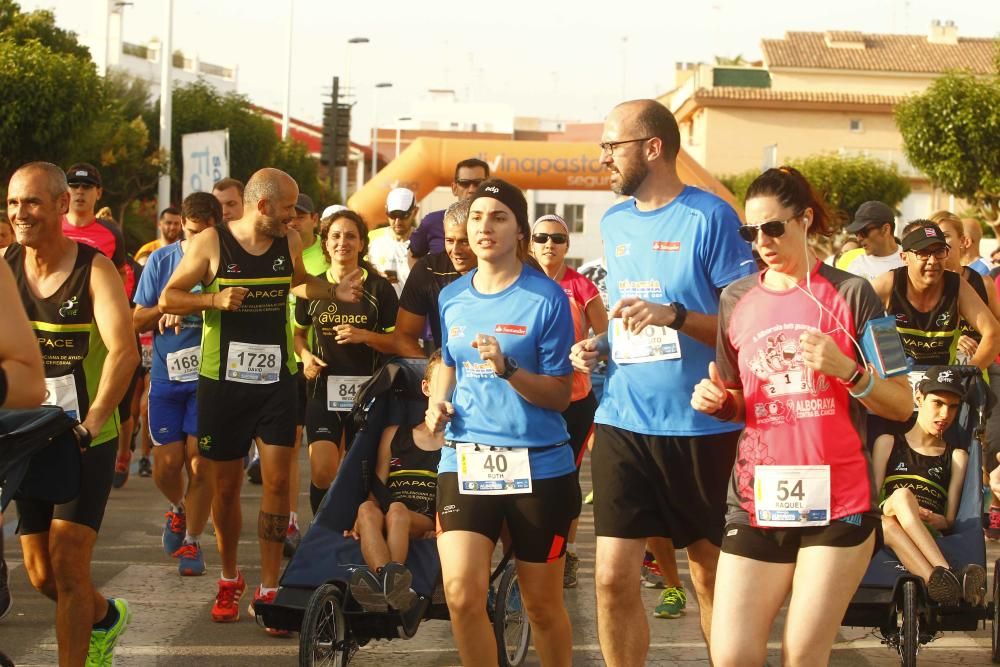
top-left (161, 168), bottom-right (361, 632)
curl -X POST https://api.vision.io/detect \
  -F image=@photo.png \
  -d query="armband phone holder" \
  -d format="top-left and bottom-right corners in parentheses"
top-left (860, 315), bottom-right (911, 378)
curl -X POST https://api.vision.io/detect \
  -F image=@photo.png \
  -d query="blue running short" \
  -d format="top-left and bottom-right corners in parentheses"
top-left (148, 379), bottom-right (198, 446)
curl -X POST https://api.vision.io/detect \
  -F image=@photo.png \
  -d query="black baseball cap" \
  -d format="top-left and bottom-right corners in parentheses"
top-left (66, 163), bottom-right (102, 188)
top-left (902, 221), bottom-right (948, 252)
top-left (845, 201), bottom-right (895, 233)
top-left (919, 365), bottom-right (965, 399)
top-left (294, 193), bottom-right (315, 214)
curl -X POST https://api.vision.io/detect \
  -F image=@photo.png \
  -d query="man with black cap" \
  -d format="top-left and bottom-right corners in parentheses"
top-left (872, 220), bottom-right (1000, 369)
top-left (837, 200), bottom-right (903, 282)
top-left (63, 163), bottom-right (128, 282)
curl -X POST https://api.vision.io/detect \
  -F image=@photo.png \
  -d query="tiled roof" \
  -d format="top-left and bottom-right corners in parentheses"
top-left (694, 87), bottom-right (904, 106)
top-left (762, 31), bottom-right (997, 75)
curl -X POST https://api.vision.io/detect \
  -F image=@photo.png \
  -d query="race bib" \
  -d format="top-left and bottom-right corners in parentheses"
top-left (610, 318), bottom-right (681, 364)
top-left (326, 375), bottom-right (370, 412)
top-left (226, 342), bottom-right (281, 384)
top-left (43, 374), bottom-right (81, 421)
top-left (754, 465), bottom-right (830, 527)
top-left (140, 332), bottom-right (154, 369)
top-left (166, 345), bottom-right (201, 383)
top-left (457, 443), bottom-right (532, 495)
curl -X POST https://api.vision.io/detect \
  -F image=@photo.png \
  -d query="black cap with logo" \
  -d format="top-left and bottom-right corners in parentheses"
top-left (65, 163), bottom-right (102, 188)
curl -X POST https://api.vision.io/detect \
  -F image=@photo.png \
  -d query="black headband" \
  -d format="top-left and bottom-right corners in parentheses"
top-left (470, 179), bottom-right (528, 232)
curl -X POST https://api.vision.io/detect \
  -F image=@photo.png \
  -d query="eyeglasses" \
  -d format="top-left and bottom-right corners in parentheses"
top-left (737, 213), bottom-right (802, 243)
top-left (908, 246), bottom-right (949, 261)
top-left (531, 232), bottom-right (568, 245)
top-left (855, 225), bottom-right (882, 238)
top-left (455, 179), bottom-right (484, 189)
top-left (598, 137), bottom-right (654, 156)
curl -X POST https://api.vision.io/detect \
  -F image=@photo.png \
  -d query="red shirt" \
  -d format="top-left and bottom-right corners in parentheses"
top-left (559, 267), bottom-right (601, 402)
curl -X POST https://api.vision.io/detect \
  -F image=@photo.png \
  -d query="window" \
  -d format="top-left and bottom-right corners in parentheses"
top-left (534, 203), bottom-right (556, 219)
top-left (563, 204), bottom-right (585, 233)
top-left (849, 119), bottom-right (863, 132)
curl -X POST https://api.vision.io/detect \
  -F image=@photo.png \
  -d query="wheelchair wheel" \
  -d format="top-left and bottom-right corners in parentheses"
top-left (992, 559), bottom-right (1000, 663)
top-left (299, 583), bottom-right (351, 667)
top-left (492, 561), bottom-right (531, 667)
top-left (899, 580), bottom-right (919, 667)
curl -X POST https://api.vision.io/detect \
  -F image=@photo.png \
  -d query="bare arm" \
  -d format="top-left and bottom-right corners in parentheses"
top-left (871, 434), bottom-right (895, 490)
top-left (942, 448), bottom-right (969, 529)
top-left (609, 297), bottom-right (717, 347)
top-left (391, 309), bottom-right (430, 358)
top-left (585, 296), bottom-right (609, 336)
top-left (958, 279), bottom-right (1000, 369)
top-left (376, 425), bottom-right (397, 486)
top-left (425, 363), bottom-right (457, 434)
top-left (0, 261), bottom-right (45, 408)
top-left (474, 335), bottom-right (572, 412)
top-left (85, 254), bottom-right (140, 436)
top-left (160, 229), bottom-right (220, 315)
top-left (871, 272), bottom-right (893, 309)
top-left (133, 304), bottom-right (162, 334)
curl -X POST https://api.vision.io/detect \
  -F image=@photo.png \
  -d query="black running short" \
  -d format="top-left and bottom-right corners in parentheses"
top-left (562, 391), bottom-right (597, 469)
top-left (116, 364), bottom-right (143, 422)
top-left (304, 396), bottom-right (354, 446)
top-left (592, 425), bottom-right (738, 547)
top-left (436, 469), bottom-right (578, 563)
top-left (721, 514), bottom-right (880, 564)
top-left (16, 439), bottom-right (117, 534)
top-left (196, 375), bottom-right (298, 461)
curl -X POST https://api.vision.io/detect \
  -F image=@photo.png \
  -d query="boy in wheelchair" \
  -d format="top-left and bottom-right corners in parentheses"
top-left (873, 365), bottom-right (987, 606)
top-left (345, 352), bottom-right (443, 613)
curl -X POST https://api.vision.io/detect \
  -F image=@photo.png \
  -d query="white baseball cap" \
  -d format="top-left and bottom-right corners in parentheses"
top-left (320, 204), bottom-right (348, 221)
top-left (385, 188), bottom-right (416, 215)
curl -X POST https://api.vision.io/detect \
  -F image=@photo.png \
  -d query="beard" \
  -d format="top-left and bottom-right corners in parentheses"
top-left (611, 160), bottom-right (648, 197)
top-left (255, 216), bottom-right (287, 239)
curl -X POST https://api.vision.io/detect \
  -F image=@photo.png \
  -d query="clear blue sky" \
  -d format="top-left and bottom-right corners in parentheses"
top-left (23, 0), bottom-right (1000, 142)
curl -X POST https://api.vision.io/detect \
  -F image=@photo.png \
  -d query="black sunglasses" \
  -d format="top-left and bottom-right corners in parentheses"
top-left (532, 232), bottom-right (568, 244)
top-left (737, 213), bottom-right (802, 244)
top-left (456, 179), bottom-right (484, 188)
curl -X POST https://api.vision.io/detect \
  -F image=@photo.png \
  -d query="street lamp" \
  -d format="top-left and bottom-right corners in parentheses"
top-left (371, 82), bottom-right (392, 179)
top-left (395, 116), bottom-right (412, 158)
top-left (341, 37), bottom-right (369, 197)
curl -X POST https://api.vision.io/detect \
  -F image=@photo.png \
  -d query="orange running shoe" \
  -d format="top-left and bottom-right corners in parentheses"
top-left (211, 572), bottom-right (246, 623)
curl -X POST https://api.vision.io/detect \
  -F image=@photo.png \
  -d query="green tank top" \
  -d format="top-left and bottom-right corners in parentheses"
top-left (5, 242), bottom-right (119, 446)
top-left (200, 223), bottom-right (298, 382)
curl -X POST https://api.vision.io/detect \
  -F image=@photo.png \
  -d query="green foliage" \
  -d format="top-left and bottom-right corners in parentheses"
top-left (271, 138), bottom-right (335, 205)
top-left (896, 71), bottom-right (1000, 223)
top-left (719, 154), bottom-right (911, 227)
top-left (0, 0), bottom-right (90, 60)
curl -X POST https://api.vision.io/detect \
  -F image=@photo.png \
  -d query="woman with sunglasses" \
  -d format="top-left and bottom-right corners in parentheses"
top-left (530, 214), bottom-right (608, 589)
top-left (690, 166), bottom-right (912, 666)
top-left (427, 179), bottom-right (576, 666)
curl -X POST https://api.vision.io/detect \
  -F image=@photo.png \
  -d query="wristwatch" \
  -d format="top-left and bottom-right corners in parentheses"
top-left (497, 355), bottom-right (519, 380)
top-left (667, 302), bottom-right (687, 331)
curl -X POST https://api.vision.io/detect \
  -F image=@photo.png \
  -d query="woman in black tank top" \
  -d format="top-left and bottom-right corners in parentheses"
top-left (872, 366), bottom-right (981, 605)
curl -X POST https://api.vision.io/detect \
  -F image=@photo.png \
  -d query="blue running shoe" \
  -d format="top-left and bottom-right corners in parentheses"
top-left (173, 542), bottom-right (206, 577)
top-left (162, 510), bottom-right (185, 556)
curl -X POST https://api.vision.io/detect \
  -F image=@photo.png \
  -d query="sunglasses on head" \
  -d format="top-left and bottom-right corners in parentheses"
top-left (737, 212), bottom-right (802, 244)
top-left (531, 232), bottom-right (568, 244)
top-left (456, 179), bottom-right (484, 188)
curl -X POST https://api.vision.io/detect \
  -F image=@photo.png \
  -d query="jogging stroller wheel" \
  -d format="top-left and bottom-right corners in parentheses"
top-left (299, 583), bottom-right (351, 667)
top-left (492, 561), bottom-right (531, 667)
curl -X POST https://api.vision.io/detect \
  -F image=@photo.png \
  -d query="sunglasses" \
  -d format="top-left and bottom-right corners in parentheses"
top-left (456, 179), bottom-right (484, 188)
top-left (531, 232), bottom-right (568, 244)
top-left (737, 213), bottom-right (801, 244)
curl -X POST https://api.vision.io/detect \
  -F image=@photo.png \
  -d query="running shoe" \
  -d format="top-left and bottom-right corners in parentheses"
top-left (987, 507), bottom-right (1000, 540)
top-left (927, 566), bottom-right (962, 606)
top-left (583, 490), bottom-right (594, 505)
top-left (173, 542), bottom-right (206, 577)
top-left (162, 510), bottom-right (186, 555)
top-left (246, 457), bottom-right (262, 485)
top-left (653, 586), bottom-right (687, 619)
top-left (640, 553), bottom-right (664, 589)
top-left (248, 587), bottom-right (290, 637)
top-left (0, 558), bottom-right (10, 622)
top-left (349, 568), bottom-right (388, 612)
top-left (112, 452), bottom-right (131, 489)
top-left (958, 563), bottom-right (987, 606)
top-left (137, 456), bottom-right (152, 478)
top-left (86, 598), bottom-right (130, 667)
top-left (211, 572), bottom-right (246, 623)
top-left (283, 522), bottom-right (301, 558)
top-left (563, 551), bottom-right (579, 589)
top-left (381, 562), bottom-right (416, 612)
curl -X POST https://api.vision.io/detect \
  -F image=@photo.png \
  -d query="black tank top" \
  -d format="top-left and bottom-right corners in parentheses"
top-left (199, 224), bottom-right (296, 382)
top-left (879, 433), bottom-right (952, 516)
top-left (959, 267), bottom-right (988, 342)
top-left (889, 266), bottom-right (960, 365)
top-left (387, 426), bottom-right (441, 517)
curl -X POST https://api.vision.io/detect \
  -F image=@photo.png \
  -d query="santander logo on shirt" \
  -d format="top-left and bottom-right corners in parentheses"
top-left (495, 324), bottom-right (527, 336)
top-left (652, 241), bottom-right (681, 252)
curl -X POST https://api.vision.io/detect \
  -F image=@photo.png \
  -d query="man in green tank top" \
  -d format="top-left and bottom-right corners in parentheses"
top-left (160, 168), bottom-right (361, 631)
top-left (6, 162), bottom-right (139, 666)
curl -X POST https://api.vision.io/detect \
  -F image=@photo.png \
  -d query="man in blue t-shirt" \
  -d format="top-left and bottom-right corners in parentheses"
top-left (571, 100), bottom-right (755, 662)
top-left (133, 192), bottom-right (222, 577)
top-left (408, 158), bottom-right (489, 259)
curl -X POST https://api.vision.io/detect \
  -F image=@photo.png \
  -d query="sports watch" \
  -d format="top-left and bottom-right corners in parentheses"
top-left (497, 355), bottom-right (519, 380)
top-left (667, 302), bottom-right (687, 330)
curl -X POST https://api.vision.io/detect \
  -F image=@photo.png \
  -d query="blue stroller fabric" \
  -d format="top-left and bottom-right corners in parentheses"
top-left (0, 406), bottom-right (81, 511)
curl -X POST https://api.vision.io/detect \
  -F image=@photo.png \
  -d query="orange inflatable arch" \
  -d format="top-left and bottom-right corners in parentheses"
top-left (347, 137), bottom-right (738, 225)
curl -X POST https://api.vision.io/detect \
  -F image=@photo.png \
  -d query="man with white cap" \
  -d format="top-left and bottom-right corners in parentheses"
top-left (369, 188), bottom-right (417, 296)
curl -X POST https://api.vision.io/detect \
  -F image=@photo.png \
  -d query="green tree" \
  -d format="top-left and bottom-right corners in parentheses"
top-left (896, 70), bottom-right (1000, 226)
top-left (271, 138), bottom-right (334, 205)
top-left (719, 153), bottom-right (911, 225)
top-left (0, 0), bottom-right (90, 60)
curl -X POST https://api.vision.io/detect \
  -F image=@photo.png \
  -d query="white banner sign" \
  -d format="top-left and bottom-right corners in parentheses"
top-left (181, 130), bottom-right (230, 198)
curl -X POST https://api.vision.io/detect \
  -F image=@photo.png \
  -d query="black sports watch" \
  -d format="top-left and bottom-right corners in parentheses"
top-left (667, 302), bottom-right (687, 330)
top-left (497, 355), bottom-right (519, 380)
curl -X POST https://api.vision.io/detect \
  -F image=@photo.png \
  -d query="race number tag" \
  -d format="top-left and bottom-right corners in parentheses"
top-left (456, 443), bottom-right (532, 495)
top-left (610, 318), bottom-right (681, 364)
top-left (166, 345), bottom-right (201, 383)
top-left (44, 374), bottom-right (81, 421)
top-left (326, 375), bottom-right (370, 412)
top-left (754, 465), bottom-right (831, 527)
top-left (140, 332), bottom-right (154, 370)
top-left (225, 342), bottom-right (280, 384)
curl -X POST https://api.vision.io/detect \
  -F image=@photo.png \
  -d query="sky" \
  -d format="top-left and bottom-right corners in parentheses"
top-left (21, 0), bottom-right (1000, 144)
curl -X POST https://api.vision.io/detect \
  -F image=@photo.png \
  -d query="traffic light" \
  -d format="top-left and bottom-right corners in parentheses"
top-left (321, 77), bottom-right (352, 168)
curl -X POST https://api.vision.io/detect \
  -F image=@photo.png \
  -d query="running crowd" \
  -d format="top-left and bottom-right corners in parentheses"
top-left (2, 98), bottom-right (999, 667)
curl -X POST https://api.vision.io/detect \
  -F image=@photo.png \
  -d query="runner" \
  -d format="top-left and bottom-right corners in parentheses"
top-left (690, 166), bottom-right (912, 666)
top-left (294, 208), bottom-right (397, 516)
top-left (212, 178), bottom-right (244, 223)
top-left (0, 214), bottom-right (13, 249)
top-left (529, 213), bottom-right (607, 590)
top-left (570, 100), bottom-right (755, 662)
top-left (409, 158), bottom-right (489, 259)
top-left (135, 207), bottom-right (183, 265)
top-left (836, 200), bottom-right (903, 282)
top-left (393, 199), bottom-right (475, 357)
top-left (427, 178), bottom-right (576, 666)
top-left (959, 216), bottom-right (991, 276)
top-left (6, 161), bottom-right (139, 665)
top-left (369, 188), bottom-right (417, 296)
top-left (133, 192), bottom-right (222, 576)
top-left (160, 168), bottom-right (362, 631)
